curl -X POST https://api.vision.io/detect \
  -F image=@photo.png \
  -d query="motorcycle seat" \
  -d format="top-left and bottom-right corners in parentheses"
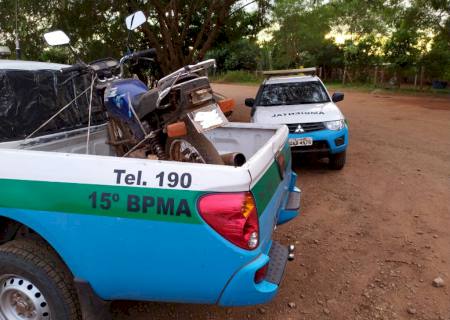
top-left (132, 88), bottom-right (159, 119)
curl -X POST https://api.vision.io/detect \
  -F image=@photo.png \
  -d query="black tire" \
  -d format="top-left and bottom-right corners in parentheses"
top-left (166, 123), bottom-right (224, 165)
top-left (329, 150), bottom-right (346, 170)
top-left (0, 239), bottom-right (82, 320)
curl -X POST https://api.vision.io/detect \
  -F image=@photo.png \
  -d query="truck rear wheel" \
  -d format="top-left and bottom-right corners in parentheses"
top-left (0, 239), bottom-right (82, 320)
top-left (329, 150), bottom-right (346, 170)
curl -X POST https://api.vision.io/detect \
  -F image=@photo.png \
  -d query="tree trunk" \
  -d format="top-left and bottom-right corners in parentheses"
top-left (141, 0), bottom-right (237, 74)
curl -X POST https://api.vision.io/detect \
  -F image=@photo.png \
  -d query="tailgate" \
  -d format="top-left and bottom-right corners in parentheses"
top-left (244, 125), bottom-right (300, 252)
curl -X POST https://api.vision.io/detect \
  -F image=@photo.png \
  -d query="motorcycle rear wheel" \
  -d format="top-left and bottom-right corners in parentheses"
top-left (166, 128), bottom-right (224, 165)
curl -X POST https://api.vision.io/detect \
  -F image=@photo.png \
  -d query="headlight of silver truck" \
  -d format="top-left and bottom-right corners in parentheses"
top-left (325, 119), bottom-right (345, 131)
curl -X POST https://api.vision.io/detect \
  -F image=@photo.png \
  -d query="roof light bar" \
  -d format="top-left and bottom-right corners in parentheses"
top-left (262, 67), bottom-right (317, 78)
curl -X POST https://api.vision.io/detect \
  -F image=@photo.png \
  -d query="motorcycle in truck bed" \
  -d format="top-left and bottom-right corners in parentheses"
top-left (0, 60), bottom-right (300, 320)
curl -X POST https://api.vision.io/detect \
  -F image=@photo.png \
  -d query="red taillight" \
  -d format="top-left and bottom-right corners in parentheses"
top-left (198, 192), bottom-right (259, 250)
top-left (254, 263), bottom-right (268, 284)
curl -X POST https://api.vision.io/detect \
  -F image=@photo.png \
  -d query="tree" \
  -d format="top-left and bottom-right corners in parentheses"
top-left (207, 38), bottom-right (261, 71)
top-left (421, 18), bottom-right (450, 81)
top-left (0, 0), bottom-right (270, 74)
top-left (269, 0), bottom-right (340, 69)
top-left (0, 0), bottom-right (56, 60)
top-left (124, 0), bottom-right (237, 73)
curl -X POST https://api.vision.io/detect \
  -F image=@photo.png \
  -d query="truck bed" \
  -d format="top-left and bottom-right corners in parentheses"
top-left (0, 122), bottom-right (286, 169)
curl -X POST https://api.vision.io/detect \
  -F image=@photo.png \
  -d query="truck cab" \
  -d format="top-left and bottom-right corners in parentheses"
top-left (245, 69), bottom-right (348, 169)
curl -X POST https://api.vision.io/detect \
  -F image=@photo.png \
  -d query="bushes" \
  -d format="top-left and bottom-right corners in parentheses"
top-left (212, 70), bottom-right (264, 84)
top-left (206, 39), bottom-right (261, 72)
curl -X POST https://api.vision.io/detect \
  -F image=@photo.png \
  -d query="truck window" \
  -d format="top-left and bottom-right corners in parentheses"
top-left (257, 81), bottom-right (330, 106)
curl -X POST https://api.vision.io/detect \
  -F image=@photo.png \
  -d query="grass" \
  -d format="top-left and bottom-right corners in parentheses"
top-left (210, 70), bottom-right (264, 84)
top-left (211, 71), bottom-right (450, 97)
top-left (325, 81), bottom-right (450, 97)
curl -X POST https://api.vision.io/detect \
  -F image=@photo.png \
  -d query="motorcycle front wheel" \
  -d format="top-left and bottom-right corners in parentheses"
top-left (166, 127), bottom-right (224, 165)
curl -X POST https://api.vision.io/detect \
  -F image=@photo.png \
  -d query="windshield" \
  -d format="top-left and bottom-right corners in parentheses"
top-left (257, 81), bottom-right (330, 106)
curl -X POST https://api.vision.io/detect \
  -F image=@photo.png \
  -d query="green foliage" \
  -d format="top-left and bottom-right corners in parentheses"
top-left (39, 47), bottom-right (71, 64)
top-left (263, 0), bottom-right (450, 83)
top-left (268, 0), bottom-right (343, 69)
top-left (0, 0), bottom-right (449, 84)
top-left (207, 39), bottom-right (261, 71)
top-left (213, 70), bottom-right (264, 83)
top-left (343, 35), bottom-right (382, 67)
top-left (270, 2), bottom-right (335, 69)
top-left (422, 31), bottom-right (450, 81)
top-left (384, 28), bottom-right (420, 69)
top-left (0, 0), bottom-right (272, 74)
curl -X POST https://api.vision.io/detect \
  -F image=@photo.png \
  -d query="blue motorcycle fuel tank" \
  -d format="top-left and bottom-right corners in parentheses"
top-left (104, 79), bottom-right (148, 139)
top-left (104, 79), bottom-right (148, 119)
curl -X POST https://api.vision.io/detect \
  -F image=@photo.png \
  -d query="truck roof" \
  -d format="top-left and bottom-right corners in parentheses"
top-left (263, 75), bottom-right (319, 85)
top-left (0, 59), bottom-right (68, 71)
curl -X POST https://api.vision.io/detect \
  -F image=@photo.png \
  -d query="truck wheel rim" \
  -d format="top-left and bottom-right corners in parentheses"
top-left (169, 139), bottom-right (206, 163)
top-left (0, 275), bottom-right (51, 320)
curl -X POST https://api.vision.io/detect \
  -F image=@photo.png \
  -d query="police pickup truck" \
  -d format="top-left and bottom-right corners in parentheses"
top-left (245, 68), bottom-right (348, 169)
top-left (0, 60), bottom-right (300, 320)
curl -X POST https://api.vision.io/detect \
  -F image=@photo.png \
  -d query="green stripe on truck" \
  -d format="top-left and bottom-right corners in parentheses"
top-left (251, 161), bottom-right (281, 215)
top-left (0, 179), bottom-right (203, 224)
top-left (0, 159), bottom-right (282, 223)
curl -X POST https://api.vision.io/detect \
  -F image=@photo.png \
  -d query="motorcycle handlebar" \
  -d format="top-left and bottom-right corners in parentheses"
top-left (128, 48), bottom-right (156, 60)
top-left (118, 48), bottom-right (156, 78)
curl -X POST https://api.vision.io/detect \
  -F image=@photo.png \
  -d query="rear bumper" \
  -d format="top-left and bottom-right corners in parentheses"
top-left (289, 126), bottom-right (348, 155)
top-left (277, 172), bottom-right (301, 225)
top-left (277, 186), bottom-right (301, 225)
top-left (218, 172), bottom-right (299, 306)
top-left (217, 241), bottom-right (289, 306)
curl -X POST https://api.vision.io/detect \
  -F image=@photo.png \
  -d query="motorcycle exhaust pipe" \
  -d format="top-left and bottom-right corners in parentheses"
top-left (221, 152), bottom-right (246, 167)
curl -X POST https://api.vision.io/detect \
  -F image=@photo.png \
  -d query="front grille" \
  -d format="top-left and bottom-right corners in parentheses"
top-left (291, 141), bottom-right (329, 153)
top-left (287, 122), bottom-right (325, 133)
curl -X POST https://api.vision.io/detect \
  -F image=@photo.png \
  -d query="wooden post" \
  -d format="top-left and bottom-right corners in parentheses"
top-left (419, 66), bottom-right (424, 91)
top-left (414, 73), bottom-right (417, 89)
top-left (374, 66), bottom-right (378, 86)
top-left (268, 50), bottom-right (272, 70)
top-left (342, 65), bottom-right (347, 85)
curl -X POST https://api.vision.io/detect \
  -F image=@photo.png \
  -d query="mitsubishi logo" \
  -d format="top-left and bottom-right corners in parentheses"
top-left (294, 124), bottom-right (304, 133)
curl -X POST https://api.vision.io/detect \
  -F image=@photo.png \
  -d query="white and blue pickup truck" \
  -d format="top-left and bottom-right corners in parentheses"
top-left (245, 68), bottom-right (349, 169)
top-left (0, 60), bottom-right (300, 320)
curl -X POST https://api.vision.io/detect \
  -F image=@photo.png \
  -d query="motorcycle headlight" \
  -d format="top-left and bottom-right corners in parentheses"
top-left (325, 119), bottom-right (345, 131)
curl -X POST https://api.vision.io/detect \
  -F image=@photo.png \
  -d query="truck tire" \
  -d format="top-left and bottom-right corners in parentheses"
top-left (0, 239), bottom-right (82, 320)
top-left (166, 123), bottom-right (224, 165)
top-left (329, 150), bottom-right (346, 170)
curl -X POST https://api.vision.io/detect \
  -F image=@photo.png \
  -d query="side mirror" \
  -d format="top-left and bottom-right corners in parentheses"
top-left (126, 11), bottom-right (146, 30)
top-left (245, 98), bottom-right (255, 107)
top-left (44, 30), bottom-right (70, 46)
top-left (332, 92), bottom-right (344, 103)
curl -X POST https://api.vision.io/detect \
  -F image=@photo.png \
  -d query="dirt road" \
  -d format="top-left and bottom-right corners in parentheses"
top-left (113, 84), bottom-right (450, 320)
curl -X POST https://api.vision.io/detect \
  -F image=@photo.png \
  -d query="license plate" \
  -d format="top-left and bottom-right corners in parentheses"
top-left (289, 137), bottom-right (313, 147)
top-left (188, 104), bottom-right (228, 133)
